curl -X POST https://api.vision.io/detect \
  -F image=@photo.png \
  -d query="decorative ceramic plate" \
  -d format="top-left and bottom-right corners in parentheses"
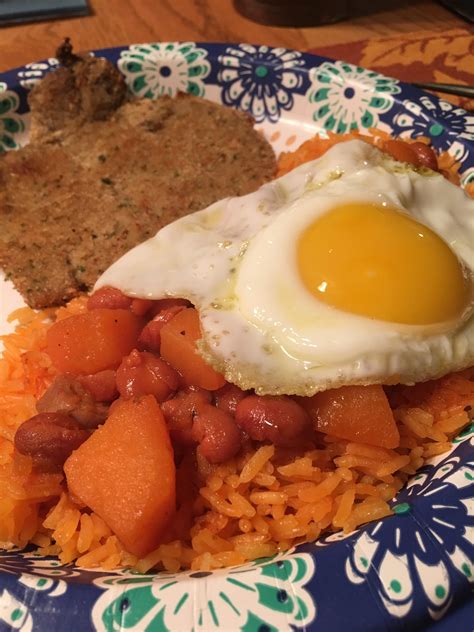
top-left (0, 43), bottom-right (473, 632)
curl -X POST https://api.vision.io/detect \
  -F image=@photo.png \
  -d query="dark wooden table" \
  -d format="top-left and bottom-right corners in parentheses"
top-left (0, 0), bottom-right (468, 72)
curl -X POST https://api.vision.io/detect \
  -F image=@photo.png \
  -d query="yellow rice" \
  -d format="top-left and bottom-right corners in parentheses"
top-left (0, 300), bottom-right (472, 572)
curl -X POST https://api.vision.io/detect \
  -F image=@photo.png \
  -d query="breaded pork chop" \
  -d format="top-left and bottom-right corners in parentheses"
top-left (0, 54), bottom-right (276, 308)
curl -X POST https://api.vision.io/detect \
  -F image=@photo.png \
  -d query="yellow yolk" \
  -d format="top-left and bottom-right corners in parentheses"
top-left (297, 202), bottom-right (469, 325)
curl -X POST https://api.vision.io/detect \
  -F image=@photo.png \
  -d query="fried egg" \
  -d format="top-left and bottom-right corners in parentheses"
top-left (97, 140), bottom-right (474, 395)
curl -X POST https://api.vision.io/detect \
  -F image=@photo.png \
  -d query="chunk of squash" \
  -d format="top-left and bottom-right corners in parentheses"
top-left (46, 308), bottom-right (142, 375)
top-left (64, 395), bottom-right (176, 557)
top-left (301, 384), bottom-right (400, 449)
top-left (160, 307), bottom-right (226, 390)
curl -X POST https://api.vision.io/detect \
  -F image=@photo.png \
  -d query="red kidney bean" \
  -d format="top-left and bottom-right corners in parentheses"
top-left (192, 404), bottom-right (242, 463)
top-left (214, 383), bottom-right (248, 416)
top-left (138, 305), bottom-right (187, 353)
top-left (87, 286), bottom-right (133, 311)
top-left (37, 374), bottom-right (108, 428)
top-left (410, 142), bottom-right (438, 171)
top-left (14, 412), bottom-right (89, 472)
top-left (116, 349), bottom-right (180, 402)
top-left (77, 370), bottom-right (118, 402)
top-left (235, 395), bottom-right (310, 446)
top-left (161, 387), bottom-right (211, 445)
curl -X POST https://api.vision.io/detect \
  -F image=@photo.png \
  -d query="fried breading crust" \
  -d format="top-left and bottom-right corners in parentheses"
top-left (0, 80), bottom-right (276, 307)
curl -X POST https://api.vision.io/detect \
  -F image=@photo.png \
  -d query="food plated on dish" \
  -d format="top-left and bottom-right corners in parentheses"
top-left (0, 41), bottom-right (473, 631)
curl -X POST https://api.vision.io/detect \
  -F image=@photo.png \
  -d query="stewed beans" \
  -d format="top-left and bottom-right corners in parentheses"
top-left (15, 413), bottom-right (90, 472)
top-left (16, 289), bottom-right (315, 471)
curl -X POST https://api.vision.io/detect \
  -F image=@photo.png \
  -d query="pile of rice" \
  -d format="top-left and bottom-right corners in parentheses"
top-left (1, 132), bottom-right (473, 572)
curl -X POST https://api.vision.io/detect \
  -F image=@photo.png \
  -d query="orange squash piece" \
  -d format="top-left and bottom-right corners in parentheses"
top-left (64, 395), bottom-right (176, 557)
top-left (390, 368), bottom-right (474, 420)
top-left (46, 308), bottom-right (142, 375)
top-left (160, 307), bottom-right (226, 390)
top-left (301, 384), bottom-right (400, 449)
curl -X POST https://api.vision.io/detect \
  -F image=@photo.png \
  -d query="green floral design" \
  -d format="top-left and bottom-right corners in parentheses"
top-left (453, 421), bottom-right (474, 444)
top-left (0, 82), bottom-right (25, 152)
top-left (92, 551), bottom-right (316, 631)
top-left (306, 60), bottom-right (400, 134)
top-left (0, 589), bottom-right (31, 630)
top-left (118, 42), bottom-right (210, 98)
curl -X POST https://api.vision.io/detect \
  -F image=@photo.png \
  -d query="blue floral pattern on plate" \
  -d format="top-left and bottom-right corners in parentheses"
top-left (0, 43), bottom-right (473, 632)
top-left (16, 58), bottom-right (60, 90)
top-left (392, 94), bottom-right (474, 167)
top-left (318, 432), bottom-right (474, 623)
top-left (217, 44), bottom-right (306, 123)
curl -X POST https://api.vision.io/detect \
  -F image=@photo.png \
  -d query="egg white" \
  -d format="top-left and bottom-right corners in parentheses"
top-left (97, 140), bottom-right (474, 395)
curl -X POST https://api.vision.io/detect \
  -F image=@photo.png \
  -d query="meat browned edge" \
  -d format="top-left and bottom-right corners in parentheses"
top-left (0, 41), bottom-right (276, 308)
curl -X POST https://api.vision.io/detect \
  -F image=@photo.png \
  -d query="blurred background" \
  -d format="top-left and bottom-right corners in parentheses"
top-left (0, 1), bottom-right (472, 67)
top-left (0, 0), bottom-right (472, 108)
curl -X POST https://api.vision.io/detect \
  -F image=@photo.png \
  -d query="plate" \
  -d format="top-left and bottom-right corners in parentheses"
top-left (0, 42), bottom-right (473, 632)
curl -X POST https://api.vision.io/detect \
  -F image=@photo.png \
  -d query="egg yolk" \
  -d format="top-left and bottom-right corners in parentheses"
top-left (297, 202), bottom-right (469, 325)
